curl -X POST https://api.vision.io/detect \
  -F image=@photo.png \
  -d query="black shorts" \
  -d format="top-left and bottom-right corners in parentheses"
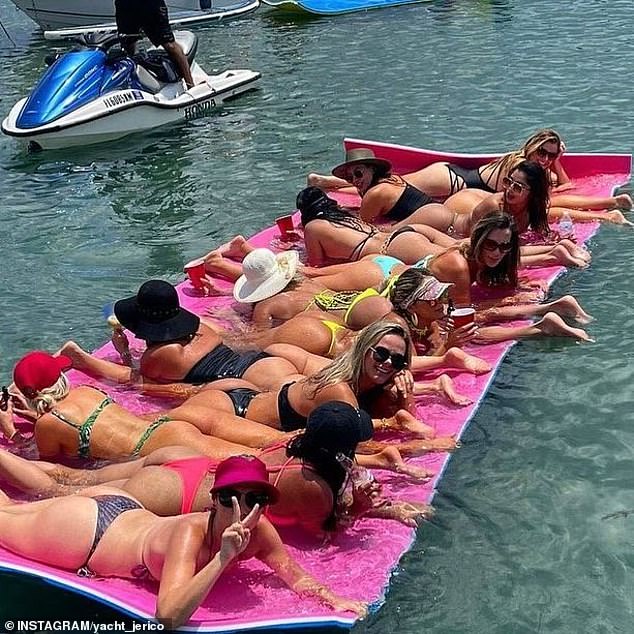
top-left (115, 0), bottom-right (175, 47)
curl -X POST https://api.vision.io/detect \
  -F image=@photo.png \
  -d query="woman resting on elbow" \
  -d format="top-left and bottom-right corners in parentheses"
top-left (312, 129), bottom-right (631, 212)
top-left (0, 455), bottom-right (366, 629)
top-left (419, 212), bottom-right (594, 343)
top-left (0, 402), bottom-right (434, 532)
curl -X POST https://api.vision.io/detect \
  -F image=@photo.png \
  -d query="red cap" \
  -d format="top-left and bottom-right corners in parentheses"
top-left (13, 351), bottom-right (72, 397)
top-left (211, 455), bottom-right (279, 503)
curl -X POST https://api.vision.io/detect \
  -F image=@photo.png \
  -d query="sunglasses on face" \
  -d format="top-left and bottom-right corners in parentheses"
top-left (482, 238), bottom-right (513, 253)
top-left (350, 168), bottom-right (365, 180)
top-left (216, 489), bottom-right (271, 509)
top-left (536, 146), bottom-right (559, 160)
top-left (502, 176), bottom-right (530, 193)
top-left (370, 345), bottom-right (407, 371)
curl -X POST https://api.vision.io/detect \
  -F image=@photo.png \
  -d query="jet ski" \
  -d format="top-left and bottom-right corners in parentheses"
top-left (1, 31), bottom-right (261, 151)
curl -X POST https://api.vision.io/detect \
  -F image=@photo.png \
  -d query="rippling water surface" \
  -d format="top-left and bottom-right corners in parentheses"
top-left (1, 0), bottom-right (633, 631)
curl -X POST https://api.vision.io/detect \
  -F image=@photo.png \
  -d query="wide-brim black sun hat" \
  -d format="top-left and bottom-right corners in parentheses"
top-left (114, 279), bottom-right (200, 343)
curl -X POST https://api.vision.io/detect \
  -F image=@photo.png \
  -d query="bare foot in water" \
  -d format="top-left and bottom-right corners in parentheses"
top-left (559, 239), bottom-right (592, 264)
top-left (382, 501), bottom-right (435, 527)
top-left (605, 210), bottom-right (634, 226)
top-left (535, 312), bottom-right (594, 341)
top-left (547, 295), bottom-right (594, 325)
top-left (368, 446), bottom-right (434, 481)
top-left (388, 409), bottom-right (436, 439)
top-left (443, 348), bottom-right (491, 375)
top-left (395, 436), bottom-right (459, 457)
top-left (550, 244), bottom-right (590, 269)
top-left (613, 193), bottom-right (633, 210)
top-left (414, 375), bottom-right (473, 406)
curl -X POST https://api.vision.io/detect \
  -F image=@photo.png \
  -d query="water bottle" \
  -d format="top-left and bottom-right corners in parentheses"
top-left (558, 211), bottom-right (574, 239)
top-left (336, 453), bottom-right (375, 486)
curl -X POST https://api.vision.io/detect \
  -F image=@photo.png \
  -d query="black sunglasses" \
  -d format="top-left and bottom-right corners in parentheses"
top-left (536, 146), bottom-right (559, 160)
top-left (482, 238), bottom-right (513, 253)
top-left (216, 489), bottom-right (271, 509)
top-left (370, 345), bottom-right (407, 371)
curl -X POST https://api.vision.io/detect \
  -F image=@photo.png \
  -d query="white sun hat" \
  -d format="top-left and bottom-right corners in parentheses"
top-left (233, 248), bottom-right (299, 303)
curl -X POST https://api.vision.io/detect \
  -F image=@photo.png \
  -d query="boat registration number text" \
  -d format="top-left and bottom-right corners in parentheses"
top-left (103, 91), bottom-right (144, 108)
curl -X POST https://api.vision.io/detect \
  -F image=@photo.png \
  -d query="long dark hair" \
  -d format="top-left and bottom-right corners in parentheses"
top-left (285, 400), bottom-right (371, 531)
top-left (467, 212), bottom-right (520, 288)
top-left (296, 186), bottom-right (372, 234)
top-left (509, 160), bottom-right (550, 234)
top-left (285, 436), bottom-right (345, 531)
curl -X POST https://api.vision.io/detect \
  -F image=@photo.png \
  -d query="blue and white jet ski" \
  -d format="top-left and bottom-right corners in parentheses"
top-left (1, 31), bottom-right (261, 150)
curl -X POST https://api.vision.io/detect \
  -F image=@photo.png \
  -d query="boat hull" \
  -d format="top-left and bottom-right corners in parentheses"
top-left (2, 68), bottom-right (260, 150)
top-left (10, 0), bottom-right (259, 32)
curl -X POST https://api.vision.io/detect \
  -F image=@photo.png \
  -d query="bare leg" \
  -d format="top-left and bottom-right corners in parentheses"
top-left (166, 393), bottom-right (288, 446)
top-left (307, 173), bottom-right (356, 192)
top-left (376, 409), bottom-right (435, 439)
top-left (359, 435), bottom-right (458, 457)
top-left (356, 446), bottom-right (434, 481)
top-left (411, 348), bottom-right (491, 375)
top-left (475, 312), bottom-right (593, 343)
top-left (301, 260), bottom-right (384, 291)
top-left (202, 252), bottom-right (243, 282)
top-left (480, 296), bottom-right (593, 325)
top-left (163, 40), bottom-right (194, 88)
top-left (413, 375), bottom-right (472, 406)
top-left (520, 244), bottom-right (589, 269)
top-left (59, 341), bottom-right (133, 384)
top-left (550, 193), bottom-right (633, 210)
top-left (262, 343), bottom-right (330, 377)
top-left (548, 207), bottom-right (633, 226)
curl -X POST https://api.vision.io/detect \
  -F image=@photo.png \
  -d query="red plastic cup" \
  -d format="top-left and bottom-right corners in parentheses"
top-left (184, 258), bottom-right (206, 290)
top-left (451, 307), bottom-right (475, 328)
top-left (276, 215), bottom-right (295, 238)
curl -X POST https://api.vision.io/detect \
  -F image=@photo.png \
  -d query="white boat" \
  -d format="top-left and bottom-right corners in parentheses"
top-left (8, 0), bottom-right (259, 35)
top-left (1, 31), bottom-right (261, 150)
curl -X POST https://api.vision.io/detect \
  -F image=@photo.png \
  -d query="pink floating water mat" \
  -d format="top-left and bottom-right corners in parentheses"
top-left (0, 140), bottom-right (630, 631)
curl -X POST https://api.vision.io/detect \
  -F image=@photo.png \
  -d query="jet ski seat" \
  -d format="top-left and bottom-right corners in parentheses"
top-left (134, 32), bottom-right (199, 92)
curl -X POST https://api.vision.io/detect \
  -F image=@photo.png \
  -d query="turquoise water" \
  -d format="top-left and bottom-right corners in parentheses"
top-left (1, 0), bottom-right (634, 631)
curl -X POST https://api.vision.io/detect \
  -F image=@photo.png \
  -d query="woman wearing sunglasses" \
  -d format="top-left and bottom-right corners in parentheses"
top-left (297, 186), bottom-right (595, 273)
top-left (443, 160), bottom-right (631, 239)
top-left (309, 129), bottom-right (631, 213)
top-left (307, 147), bottom-right (458, 229)
top-left (417, 212), bottom-right (593, 342)
top-left (0, 402), bottom-right (434, 533)
top-left (1, 349), bottom-right (448, 478)
top-left (145, 320), bottom-right (460, 444)
top-left (0, 454), bottom-right (367, 627)
top-left (298, 186), bottom-right (457, 267)
top-left (225, 269), bottom-right (491, 374)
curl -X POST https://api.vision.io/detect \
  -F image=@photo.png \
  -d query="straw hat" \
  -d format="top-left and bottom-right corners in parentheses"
top-left (331, 148), bottom-right (392, 181)
top-left (114, 279), bottom-right (200, 343)
top-left (233, 248), bottom-right (299, 304)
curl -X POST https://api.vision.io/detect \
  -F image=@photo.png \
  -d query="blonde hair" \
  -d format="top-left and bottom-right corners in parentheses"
top-left (487, 128), bottom-right (563, 189)
top-left (305, 320), bottom-right (413, 398)
top-left (28, 374), bottom-right (70, 416)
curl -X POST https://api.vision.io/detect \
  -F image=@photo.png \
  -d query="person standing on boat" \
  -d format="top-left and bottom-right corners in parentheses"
top-left (114, 0), bottom-right (195, 89)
